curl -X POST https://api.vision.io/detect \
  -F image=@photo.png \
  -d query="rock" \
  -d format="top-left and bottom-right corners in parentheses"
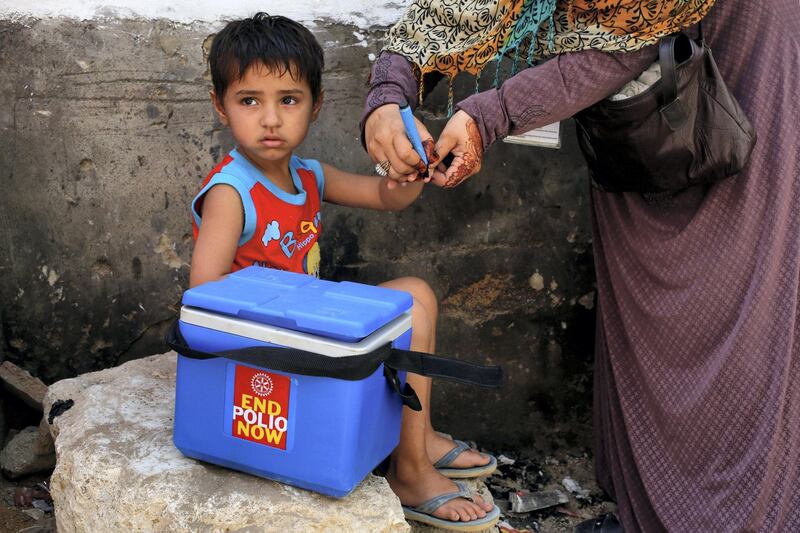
top-left (46, 352), bottom-right (410, 533)
top-left (0, 426), bottom-right (56, 478)
top-left (0, 361), bottom-right (48, 411)
top-left (22, 508), bottom-right (46, 521)
top-left (35, 416), bottom-right (54, 455)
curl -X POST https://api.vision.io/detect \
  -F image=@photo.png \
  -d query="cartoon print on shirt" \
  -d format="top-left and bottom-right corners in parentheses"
top-left (303, 242), bottom-right (321, 277)
top-left (277, 212), bottom-right (322, 260)
top-left (280, 232), bottom-right (296, 258)
top-left (300, 211), bottom-right (321, 235)
top-left (262, 220), bottom-right (281, 246)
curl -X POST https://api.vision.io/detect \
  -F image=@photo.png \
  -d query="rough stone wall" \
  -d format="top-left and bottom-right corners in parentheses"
top-left (0, 17), bottom-right (597, 451)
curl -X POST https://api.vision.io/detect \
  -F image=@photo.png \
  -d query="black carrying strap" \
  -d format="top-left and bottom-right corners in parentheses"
top-left (165, 320), bottom-right (502, 410)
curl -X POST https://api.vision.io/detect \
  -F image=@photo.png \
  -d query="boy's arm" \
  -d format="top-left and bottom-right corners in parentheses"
top-left (321, 162), bottom-right (423, 211)
top-left (189, 185), bottom-right (243, 287)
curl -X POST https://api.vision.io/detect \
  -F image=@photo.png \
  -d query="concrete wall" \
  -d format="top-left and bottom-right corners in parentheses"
top-left (0, 12), bottom-right (598, 451)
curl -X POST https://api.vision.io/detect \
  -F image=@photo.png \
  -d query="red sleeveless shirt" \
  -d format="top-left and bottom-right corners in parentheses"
top-left (192, 149), bottom-right (323, 277)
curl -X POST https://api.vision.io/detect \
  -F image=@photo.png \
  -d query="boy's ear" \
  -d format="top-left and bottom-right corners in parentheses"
top-left (311, 89), bottom-right (324, 121)
top-left (210, 90), bottom-right (229, 126)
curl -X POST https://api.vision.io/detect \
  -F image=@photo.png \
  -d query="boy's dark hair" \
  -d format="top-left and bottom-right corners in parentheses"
top-left (209, 13), bottom-right (324, 102)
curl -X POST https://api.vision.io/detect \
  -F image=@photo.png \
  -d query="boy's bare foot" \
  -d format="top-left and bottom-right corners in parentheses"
top-left (427, 431), bottom-right (491, 469)
top-left (386, 459), bottom-right (493, 522)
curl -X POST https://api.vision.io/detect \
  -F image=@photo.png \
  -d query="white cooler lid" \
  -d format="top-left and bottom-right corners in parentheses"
top-left (180, 306), bottom-right (412, 358)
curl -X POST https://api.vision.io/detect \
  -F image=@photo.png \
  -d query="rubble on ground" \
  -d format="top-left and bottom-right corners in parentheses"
top-left (0, 427), bottom-right (55, 479)
top-left (0, 362), bottom-right (48, 412)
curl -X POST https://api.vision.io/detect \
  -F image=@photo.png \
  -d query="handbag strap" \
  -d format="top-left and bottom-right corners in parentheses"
top-left (658, 30), bottom-right (698, 130)
top-left (661, 20), bottom-right (704, 105)
top-left (659, 35), bottom-right (680, 106)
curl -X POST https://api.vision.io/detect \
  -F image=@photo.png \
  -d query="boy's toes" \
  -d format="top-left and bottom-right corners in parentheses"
top-left (437, 497), bottom-right (488, 523)
top-left (456, 502), bottom-right (475, 522)
top-left (469, 492), bottom-right (493, 512)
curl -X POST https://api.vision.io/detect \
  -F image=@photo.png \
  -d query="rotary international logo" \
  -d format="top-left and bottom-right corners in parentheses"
top-left (250, 373), bottom-right (274, 397)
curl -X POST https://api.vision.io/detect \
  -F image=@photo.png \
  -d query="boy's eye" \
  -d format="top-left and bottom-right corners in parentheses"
top-left (281, 96), bottom-right (297, 105)
top-left (241, 97), bottom-right (257, 106)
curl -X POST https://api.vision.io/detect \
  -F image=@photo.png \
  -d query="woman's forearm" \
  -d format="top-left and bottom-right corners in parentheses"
top-left (362, 45), bottom-right (658, 153)
top-left (457, 46), bottom-right (658, 150)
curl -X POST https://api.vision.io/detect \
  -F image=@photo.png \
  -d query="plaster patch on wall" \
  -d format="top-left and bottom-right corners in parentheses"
top-left (154, 234), bottom-right (186, 270)
top-left (351, 31), bottom-right (368, 47)
top-left (0, 1), bottom-right (405, 28)
top-left (41, 266), bottom-right (60, 286)
top-left (443, 274), bottom-right (513, 320)
top-left (529, 272), bottom-right (544, 291)
top-left (91, 339), bottom-right (114, 353)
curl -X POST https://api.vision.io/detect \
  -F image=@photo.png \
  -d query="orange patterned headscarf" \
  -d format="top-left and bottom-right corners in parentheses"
top-left (385, 0), bottom-right (716, 81)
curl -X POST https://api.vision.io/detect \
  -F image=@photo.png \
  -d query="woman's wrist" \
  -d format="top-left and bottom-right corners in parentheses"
top-left (360, 53), bottom-right (420, 149)
top-left (455, 90), bottom-right (507, 152)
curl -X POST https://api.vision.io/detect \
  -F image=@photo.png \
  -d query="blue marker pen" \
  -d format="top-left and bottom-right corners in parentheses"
top-left (399, 105), bottom-right (428, 166)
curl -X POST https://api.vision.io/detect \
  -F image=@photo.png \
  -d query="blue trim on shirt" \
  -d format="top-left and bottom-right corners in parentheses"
top-left (192, 173), bottom-right (257, 246)
top-left (230, 148), bottom-right (308, 206)
top-left (297, 157), bottom-right (325, 201)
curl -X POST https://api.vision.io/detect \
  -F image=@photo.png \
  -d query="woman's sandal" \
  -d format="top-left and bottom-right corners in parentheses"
top-left (402, 480), bottom-right (501, 532)
top-left (434, 439), bottom-right (497, 478)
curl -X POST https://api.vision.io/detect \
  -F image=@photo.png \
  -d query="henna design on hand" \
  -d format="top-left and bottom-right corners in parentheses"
top-left (443, 119), bottom-right (484, 188)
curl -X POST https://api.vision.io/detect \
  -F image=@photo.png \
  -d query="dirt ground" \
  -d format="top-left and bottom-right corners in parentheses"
top-left (484, 447), bottom-right (617, 533)
top-left (0, 472), bottom-right (55, 533)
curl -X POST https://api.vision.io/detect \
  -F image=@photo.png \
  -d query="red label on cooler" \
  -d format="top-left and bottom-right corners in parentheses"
top-left (231, 365), bottom-right (290, 449)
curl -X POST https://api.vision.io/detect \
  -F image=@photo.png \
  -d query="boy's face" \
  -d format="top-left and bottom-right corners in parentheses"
top-left (212, 62), bottom-right (322, 173)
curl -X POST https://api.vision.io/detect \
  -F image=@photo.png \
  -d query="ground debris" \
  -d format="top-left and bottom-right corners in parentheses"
top-left (562, 476), bottom-right (591, 501)
top-left (510, 489), bottom-right (569, 513)
top-left (498, 519), bottom-right (537, 533)
top-left (14, 482), bottom-right (52, 507)
top-left (483, 449), bottom-right (616, 533)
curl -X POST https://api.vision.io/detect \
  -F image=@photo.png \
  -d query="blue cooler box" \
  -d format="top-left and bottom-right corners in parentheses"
top-left (172, 266), bottom-right (413, 497)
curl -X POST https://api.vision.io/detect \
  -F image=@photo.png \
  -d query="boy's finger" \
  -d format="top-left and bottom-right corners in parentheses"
top-left (428, 168), bottom-right (449, 188)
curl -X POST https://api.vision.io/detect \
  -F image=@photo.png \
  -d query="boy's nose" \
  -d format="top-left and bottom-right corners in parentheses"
top-left (260, 106), bottom-right (281, 128)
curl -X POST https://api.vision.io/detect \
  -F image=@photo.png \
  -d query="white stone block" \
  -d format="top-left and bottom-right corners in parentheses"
top-left (45, 352), bottom-right (410, 533)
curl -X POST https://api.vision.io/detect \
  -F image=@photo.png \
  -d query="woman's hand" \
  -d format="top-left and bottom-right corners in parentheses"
top-left (364, 103), bottom-right (437, 186)
top-left (430, 110), bottom-right (484, 188)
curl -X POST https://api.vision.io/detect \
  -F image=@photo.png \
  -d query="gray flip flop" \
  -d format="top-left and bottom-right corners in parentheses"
top-left (434, 440), bottom-right (498, 479)
top-left (402, 480), bottom-right (501, 532)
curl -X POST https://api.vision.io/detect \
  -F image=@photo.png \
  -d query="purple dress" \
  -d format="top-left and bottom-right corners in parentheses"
top-left (363, 2), bottom-right (800, 531)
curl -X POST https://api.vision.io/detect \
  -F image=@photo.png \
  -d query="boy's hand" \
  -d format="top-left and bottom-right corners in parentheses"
top-left (365, 104), bottom-right (437, 184)
top-left (430, 110), bottom-right (484, 188)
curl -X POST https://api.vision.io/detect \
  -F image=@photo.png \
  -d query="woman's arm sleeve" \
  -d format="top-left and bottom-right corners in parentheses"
top-left (457, 45), bottom-right (658, 151)
top-left (359, 52), bottom-right (443, 149)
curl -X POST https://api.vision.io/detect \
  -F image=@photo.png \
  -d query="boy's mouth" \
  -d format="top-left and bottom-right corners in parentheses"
top-left (259, 136), bottom-right (285, 148)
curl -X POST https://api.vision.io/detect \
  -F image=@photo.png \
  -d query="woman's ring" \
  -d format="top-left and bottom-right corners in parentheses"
top-left (375, 160), bottom-right (391, 177)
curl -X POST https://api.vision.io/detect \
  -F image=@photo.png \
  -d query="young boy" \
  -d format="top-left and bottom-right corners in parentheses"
top-left (190, 13), bottom-right (496, 530)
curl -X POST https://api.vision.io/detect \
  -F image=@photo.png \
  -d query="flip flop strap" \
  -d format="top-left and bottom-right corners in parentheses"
top-left (412, 481), bottom-right (473, 515)
top-left (433, 440), bottom-right (470, 469)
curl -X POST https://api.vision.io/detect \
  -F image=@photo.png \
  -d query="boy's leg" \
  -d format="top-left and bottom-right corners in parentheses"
top-left (381, 277), bottom-right (491, 469)
top-left (379, 277), bottom-right (492, 522)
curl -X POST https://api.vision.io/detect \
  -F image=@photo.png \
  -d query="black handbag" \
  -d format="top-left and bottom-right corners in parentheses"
top-left (574, 24), bottom-right (757, 194)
